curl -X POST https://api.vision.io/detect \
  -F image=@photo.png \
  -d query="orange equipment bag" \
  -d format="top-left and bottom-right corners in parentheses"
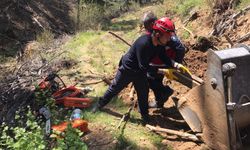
top-left (52, 119), bottom-right (89, 133)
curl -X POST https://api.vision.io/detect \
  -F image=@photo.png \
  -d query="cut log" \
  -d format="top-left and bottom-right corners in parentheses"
top-left (146, 124), bottom-right (201, 142)
top-left (81, 80), bottom-right (104, 85)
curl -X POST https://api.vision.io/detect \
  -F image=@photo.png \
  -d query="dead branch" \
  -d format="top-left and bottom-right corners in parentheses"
top-left (108, 31), bottom-right (131, 47)
top-left (164, 116), bottom-right (186, 123)
top-left (232, 5), bottom-right (250, 19)
top-left (210, 8), bottom-right (247, 36)
top-left (81, 79), bottom-right (106, 86)
top-left (146, 124), bottom-right (201, 142)
top-left (32, 17), bottom-right (45, 30)
top-left (129, 86), bottom-right (135, 101)
top-left (116, 98), bottom-right (136, 129)
top-left (87, 69), bottom-right (105, 77)
top-left (182, 26), bottom-right (195, 39)
top-left (224, 34), bottom-right (234, 48)
top-left (102, 77), bottom-right (113, 85)
top-left (117, 85), bottom-right (136, 129)
top-left (236, 33), bottom-right (250, 43)
top-left (13, 61), bottom-right (29, 75)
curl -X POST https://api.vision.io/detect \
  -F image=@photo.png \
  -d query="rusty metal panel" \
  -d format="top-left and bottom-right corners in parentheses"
top-left (177, 46), bottom-right (250, 150)
top-left (202, 49), bottom-right (230, 150)
top-left (177, 49), bottom-right (230, 150)
top-left (203, 47), bottom-right (250, 149)
top-left (215, 47), bottom-right (250, 105)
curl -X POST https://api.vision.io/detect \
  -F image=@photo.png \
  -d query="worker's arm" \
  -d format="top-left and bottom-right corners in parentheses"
top-left (135, 40), bottom-right (150, 72)
top-left (158, 47), bottom-right (173, 68)
top-left (168, 36), bottom-right (186, 63)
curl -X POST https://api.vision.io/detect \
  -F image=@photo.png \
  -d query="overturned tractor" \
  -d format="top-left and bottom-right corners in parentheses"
top-left (176, 45), bottom-right (250, 150)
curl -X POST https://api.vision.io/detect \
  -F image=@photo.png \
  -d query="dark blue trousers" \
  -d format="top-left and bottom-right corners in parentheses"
top-left (99, 66), bottom-right (149, 116)
top-left (147, 67), bottom-right (173, 106)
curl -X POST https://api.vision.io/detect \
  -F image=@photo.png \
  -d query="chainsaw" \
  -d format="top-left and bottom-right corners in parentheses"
top-left (39, 73), bottom-right (92, 108)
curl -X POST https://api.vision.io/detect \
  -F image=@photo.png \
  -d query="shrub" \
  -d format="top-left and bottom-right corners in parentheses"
top-left (36, 29), bottom-right (54, 45)
top-left (0, 107), bottom-right (46, 150)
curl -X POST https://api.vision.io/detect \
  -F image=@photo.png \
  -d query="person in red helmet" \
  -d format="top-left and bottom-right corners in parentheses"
top-left (92, 15), bottom-right (187, 124)
top-left (143, 15), bottom-right (189, 108)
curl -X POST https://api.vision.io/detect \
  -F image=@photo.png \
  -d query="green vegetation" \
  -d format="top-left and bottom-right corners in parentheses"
top-left (54, 125), bottom-right (87, 150)
top-left (0, 89), bottom-right (88, 150)
top-left (175, 0), bottom-right (203, 16)
top-left (36, 29), bottom-right (54, 46)
top-left (0, 107), bottom-right (46, 150)
top-left (4, 0), bottom-right (241, 149)
top-left (236, 0), bottom-right (250, 9)
top-left (75, 0), bottom-right (140, 31)
top-left (164, 0), bottom-right (203, 17)
top-left (182, 30), bottom-right (191, 39)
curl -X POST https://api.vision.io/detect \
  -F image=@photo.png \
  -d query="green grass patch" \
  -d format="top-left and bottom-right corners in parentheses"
top-left (36, 29), bottom-right (54, 46)
top-left (63, 30), bottom-right (127, 76)
top-left (164, 0), bottom-right (203, 17)
top-left (59, 3), bottom-right (179, 149)
top-left (81, 108), bottom-right (167, 150)
top-left (181, 30), bottom-right (191, 39)
top-left (115, 134), bottom-right (138, 149)
top-left (236, 0), bottom-right (250, 10)
top-left (64, 31), bottom-right (100, 59)
top-left (105, 19), bottom-right (139, 31)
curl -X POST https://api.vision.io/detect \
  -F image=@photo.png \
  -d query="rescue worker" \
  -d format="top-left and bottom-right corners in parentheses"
top-left (142, 12), bottom-right (187, 108)
top-left (92, 17), bottom-right (190, 123)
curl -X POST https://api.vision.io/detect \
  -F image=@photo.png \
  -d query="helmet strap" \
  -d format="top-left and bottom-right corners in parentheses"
top-left (157, 36), bottom-right (165, 46)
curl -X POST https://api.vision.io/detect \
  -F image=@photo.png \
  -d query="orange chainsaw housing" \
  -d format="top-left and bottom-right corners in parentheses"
top-left (52, 86), bottom-right (92, 108)
top-left (52, 86), bottom-right (81, 99)
top-left (56, 97), bottom-right (91, 108)
top-left (39, 80), bottom-right (51, 90)
top-left (39, 76), bottom-right (92, 108)
top-left (52, 119), bottom-right (89, 133)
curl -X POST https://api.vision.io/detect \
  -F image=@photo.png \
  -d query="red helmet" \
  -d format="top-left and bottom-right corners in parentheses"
top-left (152, 17), bottom-right (175, 34)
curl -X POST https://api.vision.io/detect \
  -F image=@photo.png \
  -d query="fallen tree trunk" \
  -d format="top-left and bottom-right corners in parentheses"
top-left (146, 124), bottom-right (201, 142)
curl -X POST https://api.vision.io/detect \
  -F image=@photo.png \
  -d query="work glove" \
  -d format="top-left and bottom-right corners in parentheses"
top-left (158, 69), bottom-right (178, 80)
top-left (174, 63), bottom-right (192, 77)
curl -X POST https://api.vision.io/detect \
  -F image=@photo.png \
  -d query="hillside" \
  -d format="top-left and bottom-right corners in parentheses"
top-left (0, 0), bottom-right (74, 58)
top-left (1, 0), bottom-right (250, 150)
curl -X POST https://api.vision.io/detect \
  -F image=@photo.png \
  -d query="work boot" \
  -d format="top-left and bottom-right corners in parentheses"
top-left (141, 114), bottom-right (151, 126)
top-left (156, 87), bottom-right (174, 108)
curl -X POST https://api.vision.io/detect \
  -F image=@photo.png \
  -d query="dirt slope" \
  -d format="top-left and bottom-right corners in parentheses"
top-left (0, 0), bottom-right (74, 56)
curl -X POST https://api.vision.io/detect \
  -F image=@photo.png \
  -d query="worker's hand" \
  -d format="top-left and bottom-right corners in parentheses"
top-left (160, 69), bottom-right (178, 80)
top-left (175, 63), bottom-right (192, 77)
